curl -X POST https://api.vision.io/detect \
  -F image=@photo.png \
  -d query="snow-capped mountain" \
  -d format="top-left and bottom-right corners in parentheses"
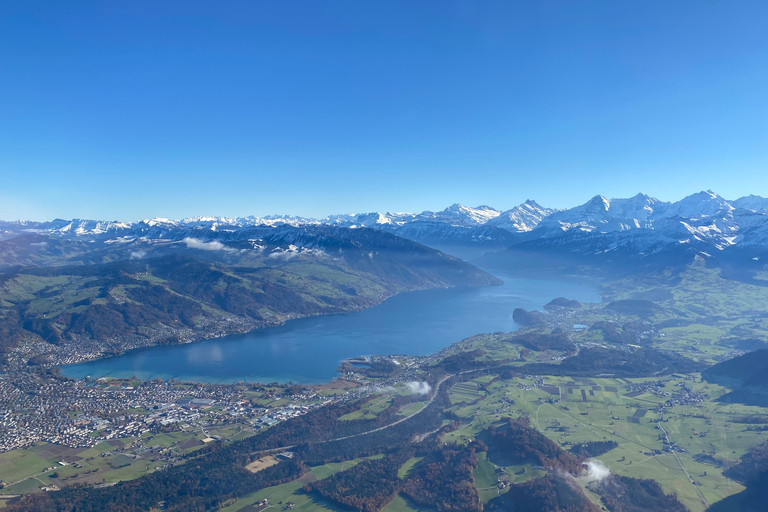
top-left (514, 191), bottom-right (766, 257)
top-left (733, 195), bottom-right (768, 213)
top-left (2, 191), bottom-right (768, 265)
top-left (324, 204), bottom-right (501, 229)
top-left (655, 190), bottom-right (733, 221)
top-left (532, 193), bottom-right (669, 235)
top-left (487, 200), bottom-right (558, 232)
top-left (420, 204), bottom-right (501, 226)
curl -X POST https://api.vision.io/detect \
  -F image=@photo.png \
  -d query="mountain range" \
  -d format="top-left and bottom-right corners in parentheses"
top-left (3, 190), bottom-right (768, 267)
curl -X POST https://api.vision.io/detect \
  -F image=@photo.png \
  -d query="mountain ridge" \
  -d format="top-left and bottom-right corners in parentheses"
top-left (2, 191), bottom-right (768, 266)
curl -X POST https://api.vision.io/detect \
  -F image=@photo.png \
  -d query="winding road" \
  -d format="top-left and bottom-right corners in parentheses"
top-left (324, 374), bottom-right (452, 443)
top-left (250, 373), bottom-right (457, 457)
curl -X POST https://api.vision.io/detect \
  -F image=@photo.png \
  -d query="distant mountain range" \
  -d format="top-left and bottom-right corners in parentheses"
top-left (2, 191), bottom-right (768, 267)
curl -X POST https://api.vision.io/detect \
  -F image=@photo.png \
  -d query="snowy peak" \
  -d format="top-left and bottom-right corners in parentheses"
top-left (487, 200), bottom-right (558, 232)
top-left (324, 211), bottom-right (412, 227)
top-left (660, 190), bottom-right (733, 220)
top-left (3, 192), bottom-right (768, 259)
top-left (142, 217), bottom-right (179, 228)
top-left (586, 194), bottom-right (611, 211)
top-left (608, 193), bottom-right (668, 221)
top-left (536, 193), bottom-right (670, 234)
top-left (420, 204), bottom-right (501, 226)
top-left (733, 195), bottom-right (768, 213)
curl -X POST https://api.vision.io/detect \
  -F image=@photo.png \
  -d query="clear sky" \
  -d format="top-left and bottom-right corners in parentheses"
top-left (1, 0), bottom-right (767, 221)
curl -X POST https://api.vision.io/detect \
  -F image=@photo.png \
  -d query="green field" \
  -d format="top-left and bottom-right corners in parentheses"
top-left (0, 449), bottom-right (52, 484)
top-left (397, 457), bottom-right (424, 479)
top-left (381, 495), bottom-right (433, 512)
top-left (219, 458), bottom-right (376, 512)
top-left (473, 451), bottom-right (500, 503)
top-left (436, 370), bottom-right (764, 512)
top-left (0, 425), bottom-right (254, 496)
top-left (338, 396), bottom-right (393, 421)
top-left (449, 381), bottom-right (486, 404)
top-left (397, 402), bottom-right (426, 417)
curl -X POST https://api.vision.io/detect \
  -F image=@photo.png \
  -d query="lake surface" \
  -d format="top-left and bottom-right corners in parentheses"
top-left (60, 271), bottom-right (600, 384)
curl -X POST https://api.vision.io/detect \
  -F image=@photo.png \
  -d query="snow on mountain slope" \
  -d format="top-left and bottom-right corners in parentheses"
top-left (733, 195), bottom-right (768, 213)
top-left (487, 200), bottom-right (557, 232)
top-left (420, 204), bottom-right (501, 226)
top-left (324, 211), bottom-right (415, 227)
top-left (2, 191), bottom-right (768, 262)
top-left (607, 193), bottom-right (669, 220)
top-left (535, 193), bottom-right (670, 235)
top-left (655, 190), bottom-right (733, 220)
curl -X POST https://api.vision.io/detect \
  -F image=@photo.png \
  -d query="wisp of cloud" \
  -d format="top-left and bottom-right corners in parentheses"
top-left (404, 381), bottom-right (432, 395)
top-left (581, 460), bottom-right (611, 483)
top-left (183, 237), bottom-right (228, 251)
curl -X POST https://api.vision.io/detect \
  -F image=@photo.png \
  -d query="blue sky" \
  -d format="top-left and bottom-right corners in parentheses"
top-left (1, 0), bottom-right (767, 221)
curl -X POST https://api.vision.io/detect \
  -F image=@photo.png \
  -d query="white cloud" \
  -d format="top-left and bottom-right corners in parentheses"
top-left (183, 237), bottom-right (229, 251)
top-left (267, 250), bottom-right (298, 260)
top-left (130, 250), bottom-right (147, 259)
top-left (404, 381), bottom-right (432, 395)
top-left (581, 460), bottom-right (611, 483)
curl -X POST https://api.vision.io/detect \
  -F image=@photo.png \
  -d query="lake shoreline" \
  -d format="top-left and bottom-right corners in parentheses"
top-left (59, 270), bottom-right (601, 385)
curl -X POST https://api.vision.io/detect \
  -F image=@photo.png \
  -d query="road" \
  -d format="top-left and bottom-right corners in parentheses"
top-left (251, 371), bottom-right (465, 457)
top-left (325, 374), bottom-right (452, 443)
top-left (658, 419), bottom-right (709, 508)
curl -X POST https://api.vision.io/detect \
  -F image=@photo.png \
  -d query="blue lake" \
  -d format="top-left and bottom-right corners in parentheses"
top-left (60, 271), bottom-right (600, 384)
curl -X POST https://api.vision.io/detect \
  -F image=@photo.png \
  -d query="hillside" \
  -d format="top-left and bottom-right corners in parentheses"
top-left (0, 226), bottom-right (499, 367)
top-left (702, 350), bottom-right (768, 402)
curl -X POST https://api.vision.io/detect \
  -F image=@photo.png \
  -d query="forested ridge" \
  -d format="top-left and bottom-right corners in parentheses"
top-left (494, 473), bottom-right (601, 512)
top-left (591, 475), bottom-right (690, 512)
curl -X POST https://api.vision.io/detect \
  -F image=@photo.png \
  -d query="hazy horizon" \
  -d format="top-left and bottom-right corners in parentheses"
top-left (0, 189), bottom-right (758, 224)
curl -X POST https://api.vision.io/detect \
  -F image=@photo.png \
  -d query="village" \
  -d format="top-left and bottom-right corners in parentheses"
top-left (0, 368), bottom-right (332, 454)
top-left (0, 352), bottom-right (432, 455)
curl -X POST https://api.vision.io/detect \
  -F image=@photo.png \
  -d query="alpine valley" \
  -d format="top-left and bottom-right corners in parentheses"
top-left (4, 190), bottom-right (767, 266)
top-left (2, 190), bottom-right (768, 370)
top-left (5, 191), bottom-right (768, 512)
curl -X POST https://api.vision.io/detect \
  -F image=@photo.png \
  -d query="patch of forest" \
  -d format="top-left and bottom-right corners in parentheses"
top-left (544, 297), bottom-right (582, 310)
top-left (590, 475), bottom-right (690, 512)
top-left (484, 417), bottom-right (584, 475)
top-left (588, 321), bottom-right (651, 346)
top-left (490, 473), bottom-right (600, 512)
top-left (568, 440), bottom-right (618, 458)
top-left (306, 441), bottom-right (483, 512)
top-left (305, 450), bottom-right (411, 512)
top-left (604, 300), bottom-right (663, 317)
top-left (512, 307), bottom-right (548, 327)
top-left (517, 347), bottom-right (704, 377)
top-left (482, 419), bottom-right (687, 512)
top-left (506, 330), bottom-right (576, 353)
top-left (399, 442), bottom-right (483, 512)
